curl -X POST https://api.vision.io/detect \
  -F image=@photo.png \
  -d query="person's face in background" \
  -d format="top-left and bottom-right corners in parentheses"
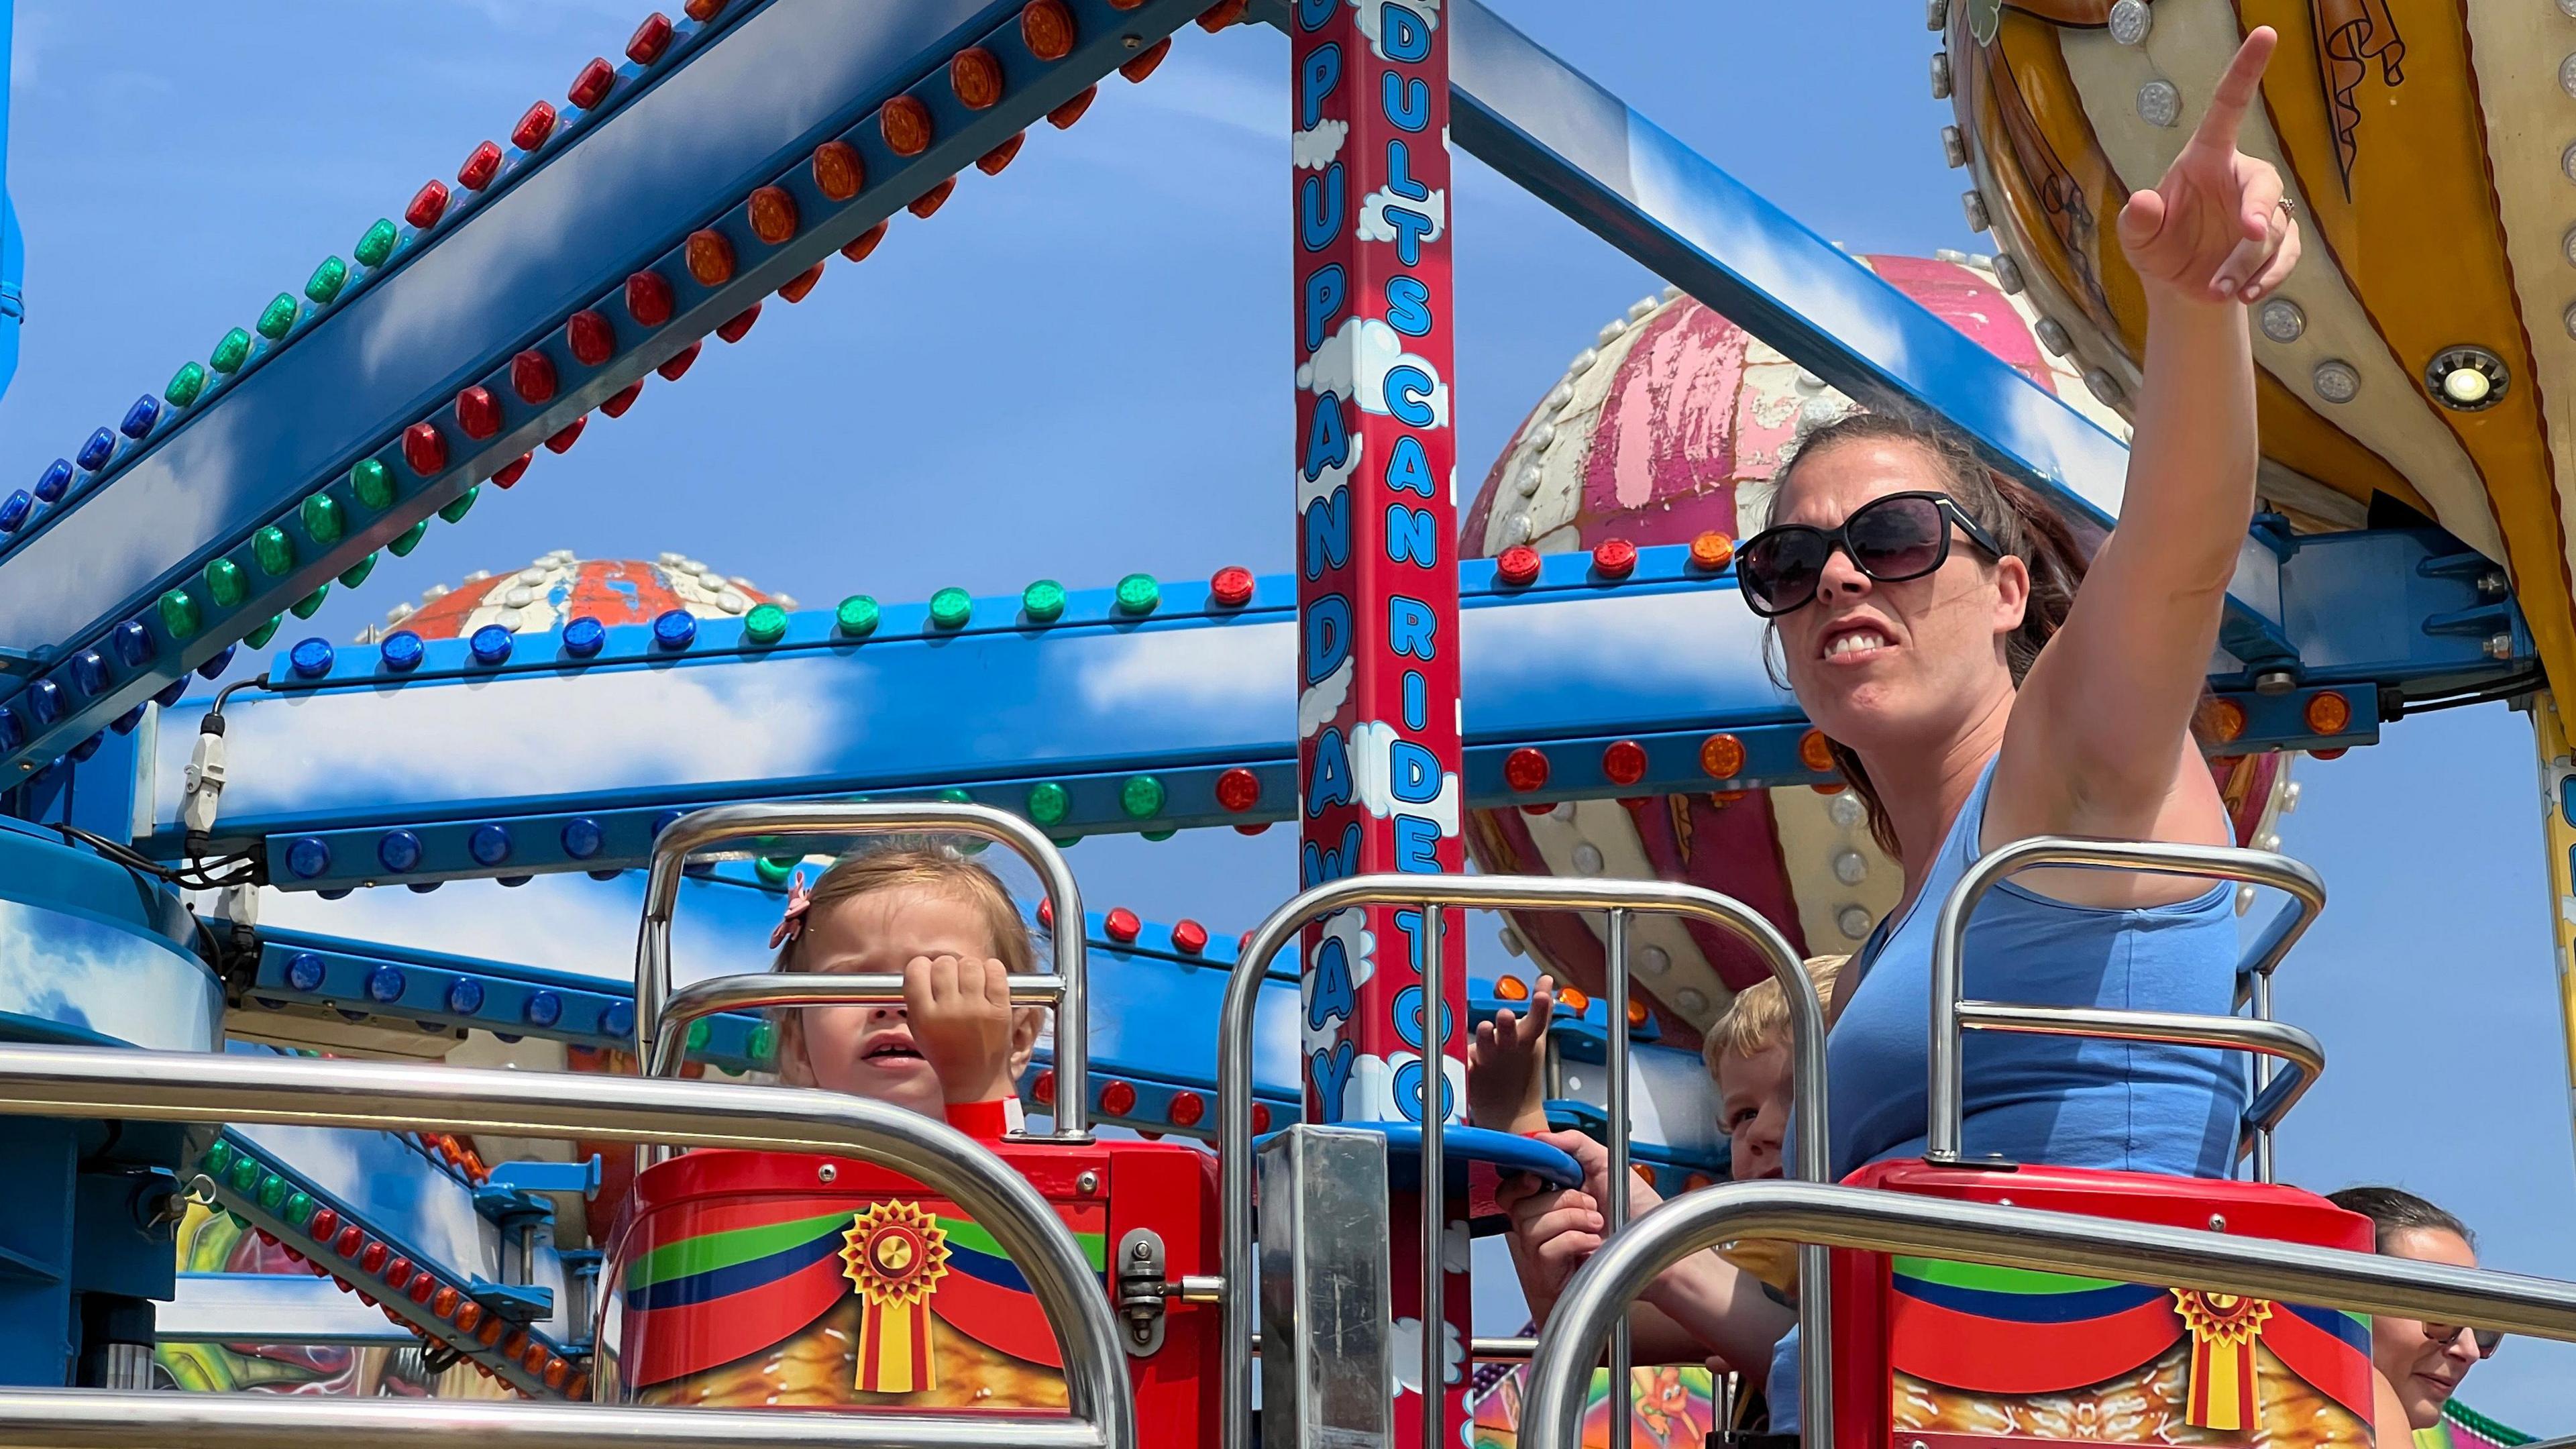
top-left (2367, 1227), bottom-right (2484, 1428)
top-left (1714, 1042), bottom-right (1791, 1181)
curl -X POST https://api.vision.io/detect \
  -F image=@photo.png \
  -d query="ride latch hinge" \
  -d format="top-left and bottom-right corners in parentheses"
top-left (1114, 1227), bottom-right (1167, 1357)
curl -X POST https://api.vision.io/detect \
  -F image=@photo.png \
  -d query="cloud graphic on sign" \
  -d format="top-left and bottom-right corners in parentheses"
top-left (1357, 184), bottom-right (1445, 249)
top-left (1350, 0), bottom-right (1442, 63)
top-left (1291, 118), bottom-right (1347, 169)
top-left (1346, 1050), bottom-right (1465, 1128)
top-left (1297, 429), bottom-right (1362, 514)
top-left (1299, 655), bottom-right (1354, 739)
top-left (1320, 906), bottom-right (1375, 991)
top-left (1297, 317), bottom-right (1450, 428)
top-left (1350, 719), bottom-right (1460, 835)
top-left (1391, 1316), bottom-right (1465, 1395)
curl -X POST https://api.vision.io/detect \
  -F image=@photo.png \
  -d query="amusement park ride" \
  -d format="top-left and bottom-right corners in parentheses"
top-left (3, 1), bottom-right (2576, 1448)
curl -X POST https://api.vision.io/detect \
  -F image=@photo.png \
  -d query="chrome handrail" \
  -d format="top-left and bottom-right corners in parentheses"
top-left (1523, 1179), bottom-right (2576, 1449)
top-left (0, 1042), bottom-right (1132, 1449)
top-left (635, 802), bottom-right (1089, 1139)
top-left (1216, 874), bottom-right (1827, 1449)
top-left (1955, 1004), bottom-right (2324, 1135)
top-left (1929, 837), bottom-right (2326, 1181)
top-left (650, 975), bottom-right (1067, 1080)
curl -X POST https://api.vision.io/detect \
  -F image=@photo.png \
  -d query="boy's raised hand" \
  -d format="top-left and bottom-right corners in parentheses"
top-left (904, 954), bottom-right (1017, 1104)
top-left (1467, 973), bottom-right (1556, 1134)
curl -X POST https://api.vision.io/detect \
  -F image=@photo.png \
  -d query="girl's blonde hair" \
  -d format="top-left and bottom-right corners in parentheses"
top-left (773, 845), bottom-right (1036, 975)
top-left (1700, 954), bottom-right (1846, 1080)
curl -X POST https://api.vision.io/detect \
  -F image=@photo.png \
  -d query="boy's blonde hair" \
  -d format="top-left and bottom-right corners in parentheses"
top-left (773, 845), bottom-right (1036, 975)
top-left (1701, 954), bottom-right (1846, 1079)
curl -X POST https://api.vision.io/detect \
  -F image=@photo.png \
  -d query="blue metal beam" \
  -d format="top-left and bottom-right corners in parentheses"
top-left (136, 534), bottom-right (2522, 889)
top-left (0, 0), bottom-right (1212, 777)
top-left (1267, 0), bottom-right (2294, 668)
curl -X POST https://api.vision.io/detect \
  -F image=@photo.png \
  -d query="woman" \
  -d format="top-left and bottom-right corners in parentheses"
top-left (1497, 28), bottom-right (2306, 1430)
top-left (2328, 1187), bottom-right (2492, 1431)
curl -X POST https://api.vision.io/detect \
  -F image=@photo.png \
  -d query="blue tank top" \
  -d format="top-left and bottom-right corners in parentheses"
top-left (1770, 755), bottom-right (2247, 1429)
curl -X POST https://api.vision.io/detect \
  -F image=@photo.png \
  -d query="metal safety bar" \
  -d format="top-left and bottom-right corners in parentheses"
top-left (635, 802), bottom-right (1090, 1139)
top-left (1522, 1179), bottom-right (2576, 1449)
top-left (1929, 837), bottom-right (2327, 1181)
top-left (1215, 874), bottom-right (1829, 1449)
top-left (0, 1042), bottom-right (1133, 1449)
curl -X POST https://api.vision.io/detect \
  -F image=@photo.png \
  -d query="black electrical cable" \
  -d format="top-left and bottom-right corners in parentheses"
top-left (2389, 668), bottom-right (2546, 720)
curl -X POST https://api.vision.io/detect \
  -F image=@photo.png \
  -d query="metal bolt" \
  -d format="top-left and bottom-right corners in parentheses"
top-left (1132, 1240), bottom-right (1152, 1261)
top-left (2082, 370), bottom-right (2124, 405)
top-left (1992, 254), bottom-right (2025, 294)
top-left (2108, 0), bottom-right (2151, 45)
top-left (817, 1164), bottom-right (837, 1184)
top-left (2479, 570), bottom-right (2509, 599)
top-left (1926, 0), bottom-right (1948, 30)
top-left (2035, 317), bottom-right (2072, 356)
top-left (2208, 1214), bottom-right (2227, 1232)
top-left (2253, 667), bottom-right (2296, 697)
top-left (1940, 125), bottom-right (1967, 169)
top-left (2486, 633), bottom-right (2515, 661)
top-left (2137, 79), bottom-right (2181, 128)
top-left (1960, 190), bottom-right (1990, 233)
top-left (1931, 51), bottom-right (1953, 100)
top-left (1077, 1170), bottom-right (1099, 1195)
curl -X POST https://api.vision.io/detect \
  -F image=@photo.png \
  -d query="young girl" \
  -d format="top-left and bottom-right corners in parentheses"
top-left (770, 846), bottom-right (1046, 1139)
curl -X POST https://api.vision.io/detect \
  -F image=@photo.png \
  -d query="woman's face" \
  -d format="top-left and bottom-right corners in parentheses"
top-left (2369, 1227), bottom-right (2482, 1428)
top-left (1768, 439), bottom-right (2029, 753)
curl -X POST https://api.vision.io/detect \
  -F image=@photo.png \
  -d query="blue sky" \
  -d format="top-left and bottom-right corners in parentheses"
top-left (5, 0), bottom-right (2571, 1425)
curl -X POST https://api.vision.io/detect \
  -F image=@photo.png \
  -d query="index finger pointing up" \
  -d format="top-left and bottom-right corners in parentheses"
top-left (2192, 25), bottom-right (2277, 152)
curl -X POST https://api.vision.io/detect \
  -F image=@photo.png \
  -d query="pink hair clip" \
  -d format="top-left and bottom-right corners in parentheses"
top-left (769, 869), bottom-right (814, 950)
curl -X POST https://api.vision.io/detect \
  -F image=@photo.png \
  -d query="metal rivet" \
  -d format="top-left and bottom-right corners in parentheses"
top-left (2137, 79), bottom-right (2181, 128)
top-left (2258, 298), bottom-right (2307, 343)
top-left (2312, 360), bottom-right (2361, 404)
top-left (2563, 300), bottom-right (2576, 341)
top-left (1931, 51), bottom-right (1952, 100)
top-left (2561, 54), bottom-right (2576, 99)
top-left (1674, 987), bottom-right (1709, 1015)
top-left (1571, 842), bottom-right (1605, 876)
top-left (1638, 945), bottom-right (1671, 977)
top-left (2562, 140), bottom-right (2576, 185)
top-left (1960, 190), bottom-right (1990, 233)
top-left (1832, 849), bottom-right (1868, 886)
top-left (1827, 792), bottom-right (1866, 828)
top-left (2108, 0), bottom-right (2151, 45)
top-left (2208, 1214), bottom-right (2227, 1231)
top-left (2561, 0), bottom-right (2576, 17)
top-left (817, 1164), bottom-right (837, 1184)
top-left (1837, 906), bottom-right (1873, 941)
top-left (1077, 1170), bottom-right (1099, 1194)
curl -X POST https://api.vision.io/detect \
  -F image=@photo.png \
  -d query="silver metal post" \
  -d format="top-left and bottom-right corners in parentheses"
top-left (1215, 875), bottom-right (1824, 1449)
top-left (2251, 969), bottom-right (2276, 1183)
top-left (1602, 909), bottom-right (1631, 1449)
top-left (1419, 902), bottom-right (1445, 1449)
top-left (633, 802), bottom-right (1090, 1139)
top-left (1927, 837), bottom-right (2324, 1165)
top-left (0, 1043), bottom-right (1134, 1449)
top-left (1524, 1180), bottom-right (2576, 1449)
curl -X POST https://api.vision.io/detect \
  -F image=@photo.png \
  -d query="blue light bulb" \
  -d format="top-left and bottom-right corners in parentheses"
top-left (70, 649), bottom-right (108, 696)
top-left (651, 810), bottom-right (684, 837)
top-left (33, 460), bottom-right (72, 502)
top-left (0, 708), bottom-right (19, 751)
top-left (562, 616), bottom-right (606, 659)
top-left (524, 990), bottom-right (562, 1028)
top-left (317, 888), bottom-right (353, 900)
top-left (587, 869), bottom-right (622, 881)
top-left (561, 816), bottom-right (604, 859)
top-left (285, 837), bottom-right (332, 879)
top-left (286, 953), bottom-right (327, 991)
top-left (112, 620), bottom-right (155, 667)
top-left (365, 965), bottom-right (408, 1004)
top-left (599, 1001), bottom-right (635, 1040)
top-left (67, 733), bottom-right (102, 763)
top-left (446, 978), bottom-right (486, 1015)
top-left (24, 678), bottom-right (61, 725)
top-left (378, 831), bottom-right (422, 872)
top-left (197, 646), bottom-right (236, 680)
top-left (288, 638), bottom-right (335, 679)
top-left (407, 881), bottom-right (443, 894)
top-left (120, 395), bottom-right (160, 439)
top-left (111, 704), bottom-right (146, 735)
top-left (152, 678), bottom-right (189, 708)
top-left (379, 629), bottom-right (425, 672)
top-left (651, 608), bottom-right (696, 650)
top-left (469, 624), bottom-right (513, 665)
top-left (76, 429), bottom-right (115, 472)
top-left (469, 823), bottom-right (512, 866)
top-left (497, 874), bottom-right (531, 887)
top-left (0, 492), bottom-right (29, 533)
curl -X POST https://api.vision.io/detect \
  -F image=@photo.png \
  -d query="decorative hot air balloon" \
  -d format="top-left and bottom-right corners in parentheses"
top-left (1459, 260), bottom-right (2298, 1046)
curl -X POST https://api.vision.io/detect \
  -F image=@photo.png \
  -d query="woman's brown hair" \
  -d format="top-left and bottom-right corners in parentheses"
top-left (1764, 411), bottom-right (2101, 861)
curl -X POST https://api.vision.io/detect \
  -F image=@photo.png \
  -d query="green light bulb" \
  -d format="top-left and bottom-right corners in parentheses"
top-left (205, 558), bottom-right (248, 608)
top-left (746, 1020), bottom-right (777, 1065)
top-left (209, 328), bottom-right (252, 375)
top-left (291, 584), bottom-right (329, 619)
top-left (301, 491), bottom-right (345, 543)
top-left (1114, 572), bottom-right (1160, 615)
top-left (284, 1191), bottom-right (314, 1225)
top-left (355, 218), bottom-right (398, 268)
top-left (388, 521), bottom-right (428, 557)
top-left (256, 292), bottom-right (299, 341)
top-left (227, 1210), bottom-right (251, 1231)
top-left (258, 1173), bottom-right (287, 1210)
top-left (1051, 835), bottom-right (1081, 849)
top-left (938, 787), bottom-right (973, 805)
top-left (243, 617), bottom-right (281, 650)
top-left (1141, 828), bottom-right (1175, 842)
top-left (742, 602), bottom-right (788, 645)
top-left (1120, 775), bottom-right (1166, 819)
top-left (686, 1019), bottom-right (710, 1053)
top-left (228, 1157), bottom-right (260, 1192)
top-left (437, 486), bottom-right (478, 524)
top-left (339, 552), bottom-right (378, 588)
top-left (754, 856), bottom-right (796, 885)
top-left (253, 526), bottom-right (296, 578)
top-left (1022, 579), bottom-right (1065, 623)
top-left (305, 256), bottom-right (349, 305)
top-left (835, 594), bottom-right (879, 637)
top-left (350, 458), bottom-right (394, 510)
top-left (1026, 781), bottom-right (1069, 825)
top-left (203, 1140), bottom-right (235, 1177)
top-left (166, 361), bottom-right (206, 408)
top-left (160, 590), bottom-right (202, 640)
top-left (928, 586), bottom-right (972, 629)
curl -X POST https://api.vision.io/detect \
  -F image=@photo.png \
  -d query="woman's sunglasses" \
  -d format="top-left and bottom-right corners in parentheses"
top-left (1735, 490), bottom-right (2007, 618)
top-left (2424, 1322), bottom-right (2504, 1358)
